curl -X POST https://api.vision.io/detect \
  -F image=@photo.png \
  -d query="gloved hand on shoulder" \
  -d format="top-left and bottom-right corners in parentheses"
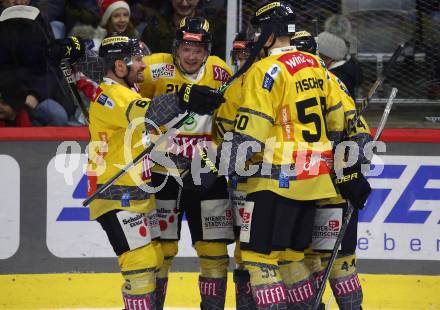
top-left (178, 83), bottom-right (224, 115)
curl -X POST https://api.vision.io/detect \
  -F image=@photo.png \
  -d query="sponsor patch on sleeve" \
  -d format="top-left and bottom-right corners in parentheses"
top-left (213, 65), bottom-right (230, 82)
top-left (96, 93), bottom-right (114, 109)
top-left (262, 74), bottom-right (274, 91)
top-left (262, 64), bottom-right (280, 91)
top-left (336, 76), bottom-right (350, 95)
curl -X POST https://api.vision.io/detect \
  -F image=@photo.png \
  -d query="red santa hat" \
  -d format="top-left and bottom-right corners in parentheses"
top-left (98, 0), bottom-right (130, 27)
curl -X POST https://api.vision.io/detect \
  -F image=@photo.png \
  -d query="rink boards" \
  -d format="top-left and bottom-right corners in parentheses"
top-left (0, 128), bottom-right (439, 309)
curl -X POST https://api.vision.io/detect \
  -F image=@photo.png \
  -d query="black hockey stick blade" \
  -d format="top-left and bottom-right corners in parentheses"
top-left (361, 42), bottom-right (404, 110)
top-left (346, 42), bottom-right (405, 138)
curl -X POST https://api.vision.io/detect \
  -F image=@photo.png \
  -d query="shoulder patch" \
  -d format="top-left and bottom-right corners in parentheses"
top-left (96, 93), bottom-right (114, 109)
top-left (336, 76), bottom-right (350, 95)
top-left (213, 65), bottom-right (230, 82)
top-left (150, 63), bottom-right (176, 80)
top-left (262, 64), bottom-right (280, 92)
top-left (277, 52), bottom-right (319, 75)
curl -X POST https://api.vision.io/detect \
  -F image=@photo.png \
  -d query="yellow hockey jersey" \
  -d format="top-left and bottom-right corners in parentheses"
top-left (319, 71), bottom-right (372, 205)
top-left (232, 47), bottom-right (346, 201)
top-left (139, 53), bottom-right (232, 164)
top-left (212, 74), bottom-right (245, 144)
top-left (87, 78), bottom-right (156, 220)
top-left (328, 71), bottom-right (370, 138)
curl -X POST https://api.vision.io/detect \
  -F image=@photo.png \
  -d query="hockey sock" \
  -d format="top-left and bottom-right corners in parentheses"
top-left (242, 250), bottom-right (288, 310)
top-left (279, 249), bottom-right (316, 310)
top-left (196, 241), bottom-right (229, 310)
top-left (328, 254), bottom-right (363, 310)
top-left (305, 249), bottom-right (326, 290)
top-left (155, 241), bottom-right (178, 310)
top-left (118, 242), bottom-right (163, 310)
top-left (234, 269), bottom-right (256, 310)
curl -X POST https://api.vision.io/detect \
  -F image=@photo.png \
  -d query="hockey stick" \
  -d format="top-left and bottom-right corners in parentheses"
top-left (311, 87), bottom-right (398, 310)
top-left (346, 43), bottom-right (405, 136)
top-left (312, 18), bottom-right (319, 56)
top-left (0, 5), bottom-right (89, 123)
top-left (82, 24), bottom-right (274, 207)
top-left (374, 87), bottom-right (397, 141)
top-left (59, 59), bottom-right (90, 122)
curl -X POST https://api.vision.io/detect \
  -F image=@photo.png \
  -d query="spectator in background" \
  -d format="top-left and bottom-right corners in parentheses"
top-left (324, 14), bottom-right (357, 55)
top-left (141, 0), bottom-right (226, 58)
top-left (1, 0), bottom-right (66, 38)
top-left (318, 31), bottom-right (363, 99)
top-left (0, 76), bottom-right (68, 126)
top-left (0, 81), bottom-right (32, 127)
top-left (0, 2), bottom-right (76, 122)
top-left (37, 0), bottom-right (66, 39)
top-left (69, 0), bottom-right (151, 113)
top-left (64, 0), bottom-right (100, 35)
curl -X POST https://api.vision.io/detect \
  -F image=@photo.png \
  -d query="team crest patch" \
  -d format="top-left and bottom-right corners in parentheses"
top-left (213, 65), bottom-right (230, 82)
top-left (150, 63), bottom-right (176, 80)
top-left (262, 64), bottom-right (280, 91)
top-left (96, 93), bottom-right (114, 109)
top-left (336, 76), bottom-right (350, 95)
top-left (262, 74), bottom-right (274, 91)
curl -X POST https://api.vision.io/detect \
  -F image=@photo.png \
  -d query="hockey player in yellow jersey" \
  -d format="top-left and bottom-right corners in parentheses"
top-left (138, 17), bottom-right (234, 310)
top-left (194, 2), bottom-right (347, 309)
top-left (211, 1), bottom-right (366, 308)
top-left (87, 33), bottom-right (225, 310)
top-left (293, 30), bottom-right (372, 310)
top-left (212, 31), bottom-right (256, 310)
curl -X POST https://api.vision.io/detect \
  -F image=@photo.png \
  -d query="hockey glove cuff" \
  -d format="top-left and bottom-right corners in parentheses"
top-left (335, 164), bottom-right (371, 210)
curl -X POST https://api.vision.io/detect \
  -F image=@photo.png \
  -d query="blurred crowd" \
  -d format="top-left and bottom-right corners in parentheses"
top-left (0, 0), bottom-right (228, 127)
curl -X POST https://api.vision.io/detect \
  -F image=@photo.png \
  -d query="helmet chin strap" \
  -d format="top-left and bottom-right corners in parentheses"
top-left (255, 23), bottom-right (277, 58)
top-left (113, 58), bottom-right (135, 87)
top-left (263, 33), bottom-right (278, 57)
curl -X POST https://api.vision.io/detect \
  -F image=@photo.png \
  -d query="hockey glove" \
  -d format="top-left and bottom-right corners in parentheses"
top-left (335, 164), bottom-right (371, 210)
top-left (48, 36), bottom-right (85, 64)
top-left (178, 84), bottom-right (224, 115)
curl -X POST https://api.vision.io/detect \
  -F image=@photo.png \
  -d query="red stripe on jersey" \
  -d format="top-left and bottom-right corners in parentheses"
top-left (87, 173), bottom-right (97, 197)
top-left (213, 65), bottom-right (230, 82)
top-left (278, 52), bottom-right (319, 75)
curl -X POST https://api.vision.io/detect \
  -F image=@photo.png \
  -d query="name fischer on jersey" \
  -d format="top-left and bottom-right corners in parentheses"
top-left (295, 78), bottom-right (324, 93)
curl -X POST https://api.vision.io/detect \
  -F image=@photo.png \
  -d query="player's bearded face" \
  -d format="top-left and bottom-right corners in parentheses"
top-left (127, 55), bottom-right (146, 84)
top-left (176, 42), bottom-right (208, 74)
